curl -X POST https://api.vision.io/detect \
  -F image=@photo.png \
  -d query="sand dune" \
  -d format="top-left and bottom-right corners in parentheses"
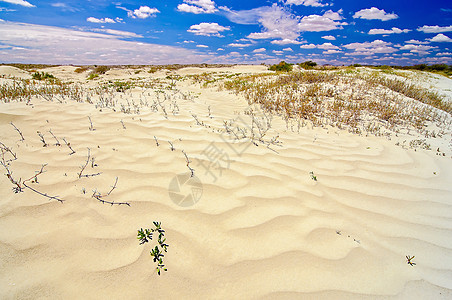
top-left (0, 65), bottom-right (451, 299)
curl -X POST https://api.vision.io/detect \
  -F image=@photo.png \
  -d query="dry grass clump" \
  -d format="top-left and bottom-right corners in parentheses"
top-left (362, 74), bottom-right (451, 114)
top-left (219, 70), bottom-right (450, 137)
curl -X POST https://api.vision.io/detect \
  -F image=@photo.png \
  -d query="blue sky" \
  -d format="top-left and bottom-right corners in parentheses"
top-left (0, 0), bottom-right (451, 65)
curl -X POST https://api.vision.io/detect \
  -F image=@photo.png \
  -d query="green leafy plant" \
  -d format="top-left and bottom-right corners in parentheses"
top-left (310, 171), bottom-right (317, 181)
top-left (269, 61), bottom-right (293, 72)
top-left (32, 72), bottom-right (57, 81)
top-left (138, 221), bottom-right (169, 275)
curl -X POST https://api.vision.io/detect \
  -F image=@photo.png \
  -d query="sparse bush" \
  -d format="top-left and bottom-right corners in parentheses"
top-left (74, 66), bottom-right (89, 73)
top-left (32, 72), bottom-right (56, 81)
top-left (93, 65), bottom-right (110, 74)
top-left (269, 61), bottom-right (293, 72)
top-left (299, 61), bottom-right (317, 70)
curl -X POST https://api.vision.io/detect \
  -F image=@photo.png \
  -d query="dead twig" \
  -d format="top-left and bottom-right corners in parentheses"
top-left (37, 131), bottom-right (48, 147)
top-left (62, 138), bottom-right (76, 155)
top-left (168, 141), bottom-right (175, 151)
top-left (48, 129), bottom-right (61, 146)
top-left (154, 136), bottom-right (159, 146)
top-left (23, 163), bottom-right (47, 184)
top-left (91, 177), bottom-right (129, 206)
top-left (23, 181), bottom-right (64, 203)
top-left (88, 116), bottom-right (95, 131)
top-left (10, 122), bottom-right (25, 141)
top-left (182, 150), bottom-right (194, 177)
top-left (78, 148), bottom-right (102, 178)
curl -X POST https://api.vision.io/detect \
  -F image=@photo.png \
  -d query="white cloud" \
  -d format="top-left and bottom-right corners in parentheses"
top-left (399, 44), bottom-right (436, 55)
top-left (323, 49), bottom-right (341, 54)
top-left (322, 35), bottom-right (336, 40)
top-left (196, 44), bottom-right (209, 48)
top-left (247, 5), bottom-right (300, 40)
top-left (343, 40), bottom-right (397, 55)
top-left (428, 33), bottom-right (452, 42)
top-left (187, 22), bottom-right (230, 37)
top-left (87, 17), bottom-right (116, 24)
top-left (284, 0), bottom-right (327, 7)
top-left (51, 3), bottom-right (78, 12)
top-left (177, 0), bottom-right (217, 14)
top-left (217, 48), bottom-right (224, 51)
top-left (300, 44), bottom-right (316, 49)
top-left (317, 42), bottom-right (340, 50)
top-left (283, 47), bottom-right (293, 51)
top-left (436, 52), bottom-right (452, 56)
top-left (323, 9), bottom-right (343, 21)
top-left (272, 50), bottom-right (284, 55)
top-left (228, 43), bottom-right (252, 47)
top-left (0, 21), bottom-right (211, 64)
top-left (417, 25), bottom-right (452, 33)
top-left (252, 48), bottom-right (266, 53)
top-left (89, 28), bottom-right (142, 38)
top-left (298, 10), bottom-right (347, 32)
top-left (368, 27), bottom-right (410, 35)
top-left (405, 39), bottom-right (429, 45)
top-left (271, 38), bottom-right (304, 45)
top-left (0, 0), bottom-right (34, 7)
top-left (128, 6), bottom-right (159, 19)
top-left (353, 7), bottom-right (398, 21)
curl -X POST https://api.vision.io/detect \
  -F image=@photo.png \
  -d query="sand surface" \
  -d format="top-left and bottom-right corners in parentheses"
top-left (0, 65), bottom-right (451, 299)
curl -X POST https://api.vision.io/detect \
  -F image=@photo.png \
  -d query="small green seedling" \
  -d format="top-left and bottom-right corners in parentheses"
top-left (138, 221), bottom-right (169, 275)
top-left (310, 171), bottom-right (317, 181)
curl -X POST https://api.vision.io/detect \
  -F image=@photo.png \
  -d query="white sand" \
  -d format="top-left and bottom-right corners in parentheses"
top-left (0, 65), bottom-right (451, 299)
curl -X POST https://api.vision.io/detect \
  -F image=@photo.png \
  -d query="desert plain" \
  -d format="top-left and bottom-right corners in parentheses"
top-left (0, 64), bottom-right (451, 299)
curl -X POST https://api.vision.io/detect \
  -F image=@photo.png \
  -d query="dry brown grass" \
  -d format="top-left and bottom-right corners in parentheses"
top-left (219, 70), bottom-right (451, 137)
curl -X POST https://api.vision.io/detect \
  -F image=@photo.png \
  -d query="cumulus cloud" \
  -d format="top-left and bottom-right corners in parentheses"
top-left (128, 6), bottom-right (159, 19)
top-left (0, 0), bottom-right (34, 7)
top-left (228, 43), bottom-right (252, 47)
top-left (436, 52), bottom-right (452, 56)
top-left (317, 42), bottom-right (340, 50)
top-left (246, 5), bottom-right (300, 40)
top-left (343, 40), bottom-right (397, 55)
top-left (368, 27), bottom-right (410, 35)
top-left (322, 35), bottom-right (336, 40)
top-left (405, 39), bottom-right (429, 45)
top-left (177, 0), bottom-right (217, 14)
top-left (353, 7), bottom-right (398, 21)
top-left (271, 38), bottom-right (304, 45)
top-left (323, 49), bottom-right (341, 54)
top-left (283, 47), bottom-right (293, 51)
top-left (196, 44), bottom-right (209, 48)
top-left (399, 43), bottom-right (437, 55)
top-left (417, 25), bottom-right (452, 33)
top-left (428, 33), bottom-right (452, 42)
top-left (298, 10), bottom-right (347, 32)
top-left (284, 0), bottom-right (327, 7)
top-left (87, 17), bottom-right (116, 24)
top-left (0, 21), bottom-right (210, 64)
top-left (300, 44), bottom-right (316, 49)
top-left (252, 48), bottom-right (266, 53)
top-left (187, 22), bottom-right (230, 37)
